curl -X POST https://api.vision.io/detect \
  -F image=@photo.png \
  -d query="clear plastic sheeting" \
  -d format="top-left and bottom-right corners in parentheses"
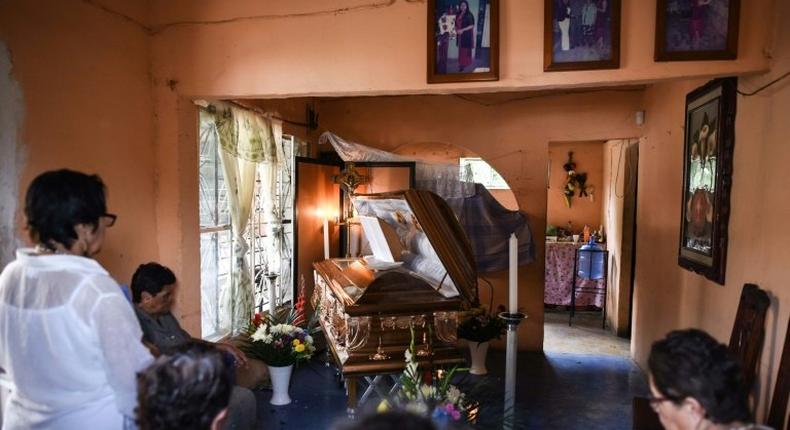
top-left (319, 132), bottom-right (476, 199)
top-left (320, 132), bottom-right (535, 273)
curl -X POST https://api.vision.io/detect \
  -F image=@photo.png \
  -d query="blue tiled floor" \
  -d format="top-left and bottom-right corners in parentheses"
top-left (254, 349), bottom-right (649, 429)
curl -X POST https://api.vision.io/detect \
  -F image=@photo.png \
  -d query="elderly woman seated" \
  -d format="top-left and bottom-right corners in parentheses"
top-left (647, 329), bottom-right (772, 430)
top-left (131, 262), bottom-right (258, 430)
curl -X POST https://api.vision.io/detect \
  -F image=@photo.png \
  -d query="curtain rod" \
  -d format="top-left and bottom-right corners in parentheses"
top-left (195, 99), bottom-right (311, 128)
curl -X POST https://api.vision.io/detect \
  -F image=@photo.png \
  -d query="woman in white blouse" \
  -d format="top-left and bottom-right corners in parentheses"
top-left (0, 170), bottom-right (153, 429)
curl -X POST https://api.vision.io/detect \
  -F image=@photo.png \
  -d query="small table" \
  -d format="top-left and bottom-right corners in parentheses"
top-left (544, 241), bottom-right (606, 308)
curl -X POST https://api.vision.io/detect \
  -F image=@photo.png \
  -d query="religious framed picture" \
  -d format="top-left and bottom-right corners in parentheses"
top-left (427, 0), bottom-right (499, 84)
top-left (655, 0), bottom-right (740, 61)
top-left (678, 77), bottom-right (737, 285)
top-left (543, 0), bottom-right (621, 72)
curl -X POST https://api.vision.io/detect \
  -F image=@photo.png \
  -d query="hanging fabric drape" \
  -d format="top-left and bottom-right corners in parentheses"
top-left (210, 102), bottom-right (282, 335)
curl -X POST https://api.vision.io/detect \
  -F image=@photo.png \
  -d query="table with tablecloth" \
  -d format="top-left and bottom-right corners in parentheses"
top-left (544, 241), bottom-right (606, 308)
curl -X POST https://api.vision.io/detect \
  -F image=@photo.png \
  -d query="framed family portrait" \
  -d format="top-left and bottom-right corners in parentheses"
top-left (544, 0), bottom-right (621, 72)
top-left (427, 0), bottom-right (499, 84)
top-left (655, 0), bottom-right (740, 61)
top-left (678, 77), bottom-right (737, 285)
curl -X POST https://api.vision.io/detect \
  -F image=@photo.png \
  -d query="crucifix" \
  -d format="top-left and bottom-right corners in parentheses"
top-left (332, 162), bottom-right (369, 257)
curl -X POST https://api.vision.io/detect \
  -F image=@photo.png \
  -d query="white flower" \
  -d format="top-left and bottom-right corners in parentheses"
top-left (305, 335), bottom-right (314, 345)
top-left (420, 384), bottom-right (436, 399)
top-left (251, 326), bottom-right (270, 343)
top-left (446, 385), bottom-right (462, 404)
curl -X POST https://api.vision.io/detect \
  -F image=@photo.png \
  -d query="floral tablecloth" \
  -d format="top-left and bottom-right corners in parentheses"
top-left (544, 241), bottom-right (606, 308)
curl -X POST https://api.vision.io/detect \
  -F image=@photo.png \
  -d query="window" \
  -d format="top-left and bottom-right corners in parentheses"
top-left (198, 110), bottom-right (301, 339)
top-left (459, 157), bottom-right (510, 189)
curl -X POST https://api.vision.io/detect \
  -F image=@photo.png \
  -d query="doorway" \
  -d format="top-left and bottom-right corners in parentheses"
top-left (543, 139), bottom-right (639, 355)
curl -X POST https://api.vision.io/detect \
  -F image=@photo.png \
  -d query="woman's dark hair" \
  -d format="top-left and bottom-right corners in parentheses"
top-left (24, 169), bottom-right (107, 250)
top-left (136, 342), bottom-right (233, 430)
top-left (131, 262), bottom-right (176, 304)
top-left (648, 329), bottom-right (751, 424)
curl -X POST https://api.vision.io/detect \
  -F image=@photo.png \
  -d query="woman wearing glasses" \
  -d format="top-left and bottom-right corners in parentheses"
top-left (648, 329), bottom-right (771, 430)
top-left (0, 170), bottom-right (152, 429)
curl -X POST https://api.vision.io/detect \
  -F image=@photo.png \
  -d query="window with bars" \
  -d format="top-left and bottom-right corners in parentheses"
top-left (198, 109), bottom-right (302, 339)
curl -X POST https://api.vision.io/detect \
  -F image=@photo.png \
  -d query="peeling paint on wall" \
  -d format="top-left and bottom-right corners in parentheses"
top-left (0, 42), bottom-right (26, 268)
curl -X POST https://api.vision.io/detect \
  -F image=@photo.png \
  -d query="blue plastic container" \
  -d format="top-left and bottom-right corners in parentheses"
top-left (577, 239), bottom-right (605, 280)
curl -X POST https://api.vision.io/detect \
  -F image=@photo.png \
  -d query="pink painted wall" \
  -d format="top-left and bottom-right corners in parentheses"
top-left (148, 0), bottom-right (771, 98)
top-left (0, 0), bottom-right (159, 285)
top-left (317, 91), bottom-right (643, 349)
top-left (547, 141), bottom-right (604, 234)
top-left (631, 0), bottom-right (790, 418)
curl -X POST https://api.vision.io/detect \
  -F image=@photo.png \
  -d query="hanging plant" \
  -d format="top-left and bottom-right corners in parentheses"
top-left (562, 152), bottom-right (590, 208)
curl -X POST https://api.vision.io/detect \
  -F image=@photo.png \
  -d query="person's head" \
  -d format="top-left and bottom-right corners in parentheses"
top-left (648, 329), bottom-right (750, 430)
top-left (459, 0), bottom-right (468, 14)
top-left (333, 411), bottom-right (436, 430)
top-left (131, 262), bottom-right (177, 314)
top-left (24, 169), bottom-right (116, 256)
top-left (137, 342), bottom-right (233, 430)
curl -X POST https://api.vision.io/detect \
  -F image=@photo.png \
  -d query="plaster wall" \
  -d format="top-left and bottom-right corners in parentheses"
top-left (0, 0), bottom-right (158, 284)
top-left (317, 90), bottom-right (643, 349)
top-left (148, 0), bottom-right (771, 98)
top-left (631, 0), bottom-right (790, 417)
top-left (0, 43), bottom-right (25, 269)
top-left (547, 141), bottom-right (604, 233)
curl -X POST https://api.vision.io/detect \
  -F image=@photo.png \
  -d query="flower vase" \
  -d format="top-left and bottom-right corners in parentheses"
top-left (267, 364), bottom-right (293, 405)
top-left (468, 341), bottom-right (489, 375)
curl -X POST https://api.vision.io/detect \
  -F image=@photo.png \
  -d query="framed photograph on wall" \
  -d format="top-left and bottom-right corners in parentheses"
top-left (655, 0), bottom-right (740, 61)
top-left (543, 0), bottom-right (621, 72)
top-left (678, 77), bottom-right (737, 285)
top-left (427, 0), bottom-right (499, 83)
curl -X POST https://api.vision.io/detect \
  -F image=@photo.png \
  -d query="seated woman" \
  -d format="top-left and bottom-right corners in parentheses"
top-left (648, 329), bottom-right (771, 430)
top-left (137, 342), bottom-right (233, 430)
top-left (131, 262), bottom-right (257, 430)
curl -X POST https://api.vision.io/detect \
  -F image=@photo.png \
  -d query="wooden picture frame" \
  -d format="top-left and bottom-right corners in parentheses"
top-left (427, 0), bottom-right (499, 83)
top-left (543, 0), bottom-right (621, 72)
top-left (655, 0), bottom-right (740, 61)
top-left (678, 77), bottom-right (737, 285)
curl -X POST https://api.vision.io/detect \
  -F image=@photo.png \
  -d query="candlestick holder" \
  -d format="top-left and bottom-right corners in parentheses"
top-left (499, 311), bottom-right (526, 430)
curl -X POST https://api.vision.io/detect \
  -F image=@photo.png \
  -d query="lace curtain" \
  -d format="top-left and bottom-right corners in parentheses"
top-left (208, 103), bottom-right (282, 335)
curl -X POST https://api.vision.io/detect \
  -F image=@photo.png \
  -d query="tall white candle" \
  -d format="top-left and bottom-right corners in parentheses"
top-left (323, 217), bottom-right (330, 260)
top-left (508, 233), bottom-right (518, 314)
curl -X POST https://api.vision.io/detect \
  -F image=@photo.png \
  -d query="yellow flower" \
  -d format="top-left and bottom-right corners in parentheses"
top-left (295, 344), bottom-right (305, 353)
top-left (292, 339), bottom-right (301, 346)
top-left (377, 400), bottom-right (389, 413)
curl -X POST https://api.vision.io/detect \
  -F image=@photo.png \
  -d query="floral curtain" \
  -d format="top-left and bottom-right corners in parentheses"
top-left (211, 102), bottom-right (282, 335)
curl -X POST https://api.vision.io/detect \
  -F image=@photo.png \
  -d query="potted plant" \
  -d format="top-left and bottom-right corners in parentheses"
top-left (457, 306), bottom-right (506, 375)
top-left (379, 328), bottom-right (477, 427)
top-left (243, 288), bottom-right (318, 405)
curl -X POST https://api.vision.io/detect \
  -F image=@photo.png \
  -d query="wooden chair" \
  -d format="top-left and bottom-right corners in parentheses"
top-left (767, 316), bottom-right (790, 430)
top-left (633, 283), bottom-right (770, 429)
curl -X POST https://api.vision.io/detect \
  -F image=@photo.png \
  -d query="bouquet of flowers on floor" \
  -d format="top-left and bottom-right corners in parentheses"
top-left (457, 305), bottom-right (506, 346)
top-left (243, 292), bottom-right (319, 367)
top-left (380, 328), bottom-right (477, 428)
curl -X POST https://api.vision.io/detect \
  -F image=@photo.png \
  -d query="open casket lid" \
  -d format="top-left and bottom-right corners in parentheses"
top-left (352, 189), bottom-right (479, 307)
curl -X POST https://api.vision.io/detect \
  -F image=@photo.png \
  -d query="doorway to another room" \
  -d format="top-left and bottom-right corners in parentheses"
top-left (544, 139), bottom-right (639, 356)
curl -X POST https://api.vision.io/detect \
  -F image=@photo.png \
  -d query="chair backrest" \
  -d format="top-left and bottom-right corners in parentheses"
top-left (728, 283), bottom-right (770, 391)
top-left (767, 316), bottom-right (790, 430)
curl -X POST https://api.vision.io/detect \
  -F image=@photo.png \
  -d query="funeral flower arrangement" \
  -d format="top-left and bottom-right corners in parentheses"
top-left (244, 319), bottom-right (315, 367)
top-left (381, 330), bottom-right (476, 427)
top-left (457, 306), bottom-right (506, 346)
top-left (242, 286), bottom-right (318, 367)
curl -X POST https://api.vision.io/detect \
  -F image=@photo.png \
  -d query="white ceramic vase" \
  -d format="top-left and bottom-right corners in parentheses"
top-left (468, 341), bottom-right (489, 375)
top-left (267, 364), bottom-right (293, 405)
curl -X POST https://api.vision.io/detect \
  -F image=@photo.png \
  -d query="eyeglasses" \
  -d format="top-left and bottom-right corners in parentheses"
top-left (648, 394), bottom-right (677, 412)
top-left (102, 213), bottom-right (117, 227)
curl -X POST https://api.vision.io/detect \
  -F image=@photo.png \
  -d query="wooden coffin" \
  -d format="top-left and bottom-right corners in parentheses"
top-left (313, 189), bottom-right (479, 376)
